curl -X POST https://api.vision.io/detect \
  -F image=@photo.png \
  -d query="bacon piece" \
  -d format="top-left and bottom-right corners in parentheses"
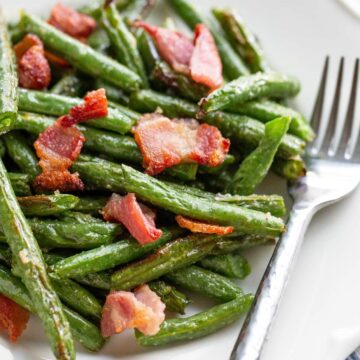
top-left (58, 89), bottom-right (108, 127)
top-left (101, 285), bottom-right (165, 337)
top-left (103, 193), bottom-right (162, 245)
top-left (0, 294), bottom-right (30, 342)
top-left (13, 34), bottom-right (43, 58)
top-left (190, 24), bottom-right (223, 90)
top-left (44, 51), bottom-right (70, 68)
top-left (18, 46), bottom-right (51, 90)
top-left (190, 123), bottom-right (230, 167)
top-left (14, 33), bottom-right (69, 68)
top-left (135, 21), bottom-right (193, 73)
top-left (34, 121), bottom-right (85, 192)
top-left (133, 113), bottom-right (230, 175)
top-left (175, 215), bottom-right (234, 235)
top-left (48, 3), bottom-right (96, 40)
top-left (14, 34), bottom-right (51, 90)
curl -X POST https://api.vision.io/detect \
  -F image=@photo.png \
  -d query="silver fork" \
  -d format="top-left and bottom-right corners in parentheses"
top-left (230, 56), bottom-right (360, 360)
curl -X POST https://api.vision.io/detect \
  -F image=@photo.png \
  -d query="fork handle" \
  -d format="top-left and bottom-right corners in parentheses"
top-left (230, 206), bottom-right (315, 360)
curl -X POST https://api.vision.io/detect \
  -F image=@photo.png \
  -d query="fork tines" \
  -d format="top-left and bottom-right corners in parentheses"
top-left (310, 56), bottom-right (360, 160)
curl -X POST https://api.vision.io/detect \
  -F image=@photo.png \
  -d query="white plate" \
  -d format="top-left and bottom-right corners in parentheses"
top-left (1, 0), bottom-right (360, 359)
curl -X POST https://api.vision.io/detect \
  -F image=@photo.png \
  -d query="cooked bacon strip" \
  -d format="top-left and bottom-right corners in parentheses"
top-left (190, 123), bottom-right (230, 167)
top-left (44, 51), bottom-right (70, 68)
top-left (58, 89), bottom-right (108, 128)
top-left (14, 33), bottom-right (69, 68)
top-left (190, 24), bottom-right (223, 90)
top-left (34, 122), bottom-right (85, 192)
top-left (48, 3), bottom-right (96, 41)
top-left (34, 89), bottom-right (108, 191)
top-left (175, 215), bottom-right (234, 235)
top-left (103, 193), bottom-right (162, 245)
top-left (101, 285), bottom-right (165, 337)
top-left (135, 22), bottom-right (222, 89)
top-left (13, 34), bottom-right (42, 58)
top-left (14, 34), bottom-right (51, 90)
top-left (0, 294), bottom-right (30, 342)
top-left (133, 113), bottom-right (230, 175)
top-left (135, 21), bottom-right (193, 73)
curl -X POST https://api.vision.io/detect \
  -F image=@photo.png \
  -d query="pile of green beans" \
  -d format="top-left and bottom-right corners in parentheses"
top-left (0, 0), bottom-right (315, 357)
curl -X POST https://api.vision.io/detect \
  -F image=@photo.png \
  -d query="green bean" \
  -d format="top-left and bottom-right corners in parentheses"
top-left (74, 195), bottom-right (108, 215)
top-left (199, 154), bottom-right (236, 175)
top-left (75, 271), bottom-right (111, 291)
top-left (122, 0), bottom-right (156, 21)
top-left (45, 253), bottom-right (112, 290)
top-left (272, 156), bottom-right (306, 181)
top-left (214, 194), bottom-right (286, 217)
top-left (87, 27), bottom-right (111, 53)
top-left (167, 265), bottom-right (242, 302)
top-left (129, 89), bottom-right (197, 118)
top-left (119, 163), bottom-right (284, 234)
top-left (92, 79), bottom-right (130, 105)
top-left (111, 234), bottom-right (230, 291)
top-left (0, 264), bottom-right (105, 352)
top-left (0, 9), bottom-right (17, 134)
top-left (3, 131), bottom-right (40, 180)
top-left (103, 4), bottom-right (148, 87)
top-left (17, 194), bottom-right (79, 217)
top-left (8, 172), bottom-right (32, 196)
top-left (201, 72), bottom-right (301, 113)
top-left (14, 112), bottom-right (198, 181)
top-left (212, 235), bottom-right (275, 254)
top-left (8, 21), bottom-right (25, 44)
top-left (230, 99), bottom-right (314, 142)
top-left (199, 254), bottom-right (251, 279)
top-left (136, 293), bottom-right (254, 346)
top-left (0, 244), bottom-right (11, 266)
top-left (204, 110), bottom-right (304, 159)
top-left (52, 227), bottom-right (183, 278)
top-left (164, 163), bottom-right (198, 181)
top-left (148, 280), bottom-right (190, 314)
top-left (0, 159), bottom-right (75, 359)
top-left (64, 306), bottom-right (104, 351)
top-left (20, 12), bottom-right (142, 91)
top-left (212, 8), bottom-right (270, 73)
top-left (129, 89), bottom-right (306, 158)
top-left (227, 117), bottom-right (291, 195)
top-left (49, 273), bottom-right (102, 320)
top-left (26, 212), bottom-right (121, 249)
top-left (0, 138), bottom-right (5, 158)
top-left (50, 72), bottom-right (84, 97)
top-left (77, 184), bottom-right (285, 218)
top-left (73, 156), bottom-right (285, 235)
top-left (18, 89), bottom-right (137, 134)
top-left (166, 0), bottom-right (250, 79)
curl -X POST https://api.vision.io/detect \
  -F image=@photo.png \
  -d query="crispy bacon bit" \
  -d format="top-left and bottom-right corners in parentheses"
top-left (0, 294), bottom-right (30, 342)
top-left (13, 34), bottom-right (43, 58)
top-left (135, 21), bottom-right (222, 89)
top-left (103, 193), bottom-right (162, 245)
top-left (14, 34), bottom-right (51, 90)
top-left (44, 51), bottom-right (70, 68)
top-left (191, 123), bottom-right (230, 167)
top-left (59, 89), bottom-right (108, 127)
top-left (34, 122), bottom-right (85, 192)
top-left (175, 215), bottom-right (234, 235)
top-left (190, 24), bottom-right (223, 90)
top-left (101, 285), bottom-right (165, 337)
top-left (135, 21), bottom-right (194, 73)
top-left (133, 113), bottom-right (230, 175)
top-left (48, 3), bottom-right (96, 40)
